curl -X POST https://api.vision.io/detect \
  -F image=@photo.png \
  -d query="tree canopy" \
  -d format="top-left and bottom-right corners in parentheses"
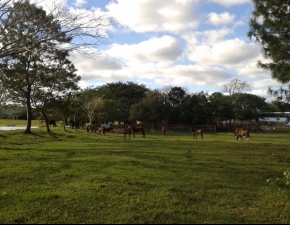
top-left (248, 0), bottom-right (290, 83)
top-left (0, 0), bottom-right (80, 133)
top-left (0, 0), bottom-right (114, 59)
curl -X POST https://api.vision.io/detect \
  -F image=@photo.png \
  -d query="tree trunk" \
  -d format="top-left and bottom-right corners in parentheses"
top-left (63, 117), bottom-right (66, 131)
top-left (42, 111), bottom-right (51, 132)
top-left (24, 99), bottom-right (32, 134)
top-left (74, 115), bottom-right (76, 130)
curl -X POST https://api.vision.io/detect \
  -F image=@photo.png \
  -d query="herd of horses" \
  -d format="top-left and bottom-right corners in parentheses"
top-left (85, 125), bottom-right (249, 141)
top-left (85, 123), bottom-right (145, 140)
top-left (86, 124), bottom-right (114, 135)
top-left (47, 119), bottom-right (79, 128)
top-left (47, 119), bottom-right (250, 141)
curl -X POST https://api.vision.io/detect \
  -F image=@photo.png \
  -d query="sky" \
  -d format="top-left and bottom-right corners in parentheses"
top-left (53, 0), bottom-right (285, 102)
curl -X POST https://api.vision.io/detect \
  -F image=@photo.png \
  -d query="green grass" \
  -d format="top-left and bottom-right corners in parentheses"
top-left (0, 119), bottom-right (41, 127)
top-left (0, 123), bottom-right (290, 223)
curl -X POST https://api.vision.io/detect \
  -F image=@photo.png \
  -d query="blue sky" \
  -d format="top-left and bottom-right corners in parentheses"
top-left (53, 0), bottom-right (283, 102)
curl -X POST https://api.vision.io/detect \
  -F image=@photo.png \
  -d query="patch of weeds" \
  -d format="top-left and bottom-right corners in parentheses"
top-left (267, 170), bottom-right (290, 189)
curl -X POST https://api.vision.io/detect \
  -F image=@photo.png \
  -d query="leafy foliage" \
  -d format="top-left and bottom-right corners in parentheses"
top-left (248, 0), bottom-right (290, 83)
top-left (0, 1), bottom-right (80, 133)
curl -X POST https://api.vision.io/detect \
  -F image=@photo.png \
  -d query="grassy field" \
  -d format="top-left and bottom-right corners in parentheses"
top-left (0, 121), bottom-right (290, 224)
top-left (0, 119), bottom-right (41, 127)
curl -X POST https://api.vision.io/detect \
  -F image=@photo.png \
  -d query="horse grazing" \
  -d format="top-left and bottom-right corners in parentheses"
top-left (99, 126), bottom-right (113, 135)
top-left (131, 126), bottom-right (145, 138)
top-left (236, 129), bottom-right (250, 141)
top-left (162, 127), bottom-right (166, 135)
top-left (48, 119), bottom-right (57, 127)
top-left (234, 128), bottom-right (244, 138)
top-left (190, 128), bottom-right (203, 140)
top-left (123, 127), bottom-right (132, 140)
top-left (87, 124), bottom-right (100, 134)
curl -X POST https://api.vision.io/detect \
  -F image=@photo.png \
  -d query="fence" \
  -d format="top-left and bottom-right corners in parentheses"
top-left (259, 124), bottom-right (290, 133)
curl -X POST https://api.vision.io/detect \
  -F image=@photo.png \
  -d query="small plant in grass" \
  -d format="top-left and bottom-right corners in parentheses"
top-left (267, 170), bottom-right (290, 188)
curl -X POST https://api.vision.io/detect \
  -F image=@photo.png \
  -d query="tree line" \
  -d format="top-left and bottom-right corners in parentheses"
top-left (0, 79), bottom-right (280, 131)
top-left (1, 0), bottom-right (290, 133)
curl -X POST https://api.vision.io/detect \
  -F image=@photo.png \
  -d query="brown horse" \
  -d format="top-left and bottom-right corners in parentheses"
top-left (236, 129), bottom-right (250, 140)
top-left (162, 127), bottom-right (166, 135)
top-left (123, 127), bottom-right (131, 140)
top-left (190, 128), bottom-right (203, 140)
top-left (234, 128), bottom-right (244, 138)
top-left (131, 126), bottom-right (145, 138)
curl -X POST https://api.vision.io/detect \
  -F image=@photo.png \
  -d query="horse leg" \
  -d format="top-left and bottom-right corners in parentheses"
top-left (246, 132), bottom-right (249, 140)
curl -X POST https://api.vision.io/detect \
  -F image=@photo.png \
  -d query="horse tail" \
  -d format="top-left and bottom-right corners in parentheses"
top-left (201, 132), bottom-right (203, 140)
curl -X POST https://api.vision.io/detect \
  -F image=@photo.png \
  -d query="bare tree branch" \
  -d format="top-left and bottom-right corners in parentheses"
top-left (0, 0), bottom-right (116, 59)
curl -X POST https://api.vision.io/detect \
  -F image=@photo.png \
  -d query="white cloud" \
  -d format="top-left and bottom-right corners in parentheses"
top-left (74, 0), bottom-right (87, 7)
top-left (63, 0), bottom-right (280, 103)
top-left (207, 12), bottom-right (235, 26)
top-left (185, 31), bottom-right (259, 67)
top-left (208, 0), bottom-right (252, 7)
top-left (105, 35), bottom-right (183, 65)
top-left (183, 29), bottom-right (234, 47)
top-left (106, 0), bottom-right (201, 33)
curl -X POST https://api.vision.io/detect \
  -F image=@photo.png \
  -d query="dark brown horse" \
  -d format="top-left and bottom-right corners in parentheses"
top-left (162, 127), bottom-right (166, 135)
top-left (48, 119), bottom-right (57, 127)
top-left (190, 128), bottom-right (203, 140)
top-left (86, 124), bottom-right (100, 134)
top-left (236, 129), bottom-right (250, 140)
top-left (99, 126), bottom-right (113, 135)
top-left (123, 127), bottom-right (131, 140)
top-left (131, 126), bottom-right (145, 138)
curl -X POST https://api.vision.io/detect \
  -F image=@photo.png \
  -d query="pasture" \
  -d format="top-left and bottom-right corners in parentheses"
top-left (0, 123), bottom-right (290, 223)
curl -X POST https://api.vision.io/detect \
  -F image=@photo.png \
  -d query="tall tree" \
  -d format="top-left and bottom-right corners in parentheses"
top-left (95, 81), bottom-right (149, 123)
top-left (236, 93), bottom-right (269, 121)
top-left (221, 79), bottom-right (252, 126)
top-left (208, 92), bottom-right (233, 127)
top-left (248, 1), bottom-right (290, 106)
top-left (0, 0), bottom-right (113, 59)
top-left (248, 0), bottom-right (290, 83)
top-left (0, 0), bottom-right (80, 133)
top-left (77, 89), bottom-right (104, 125)
top-left (221, 79), bottom-right (252, 104)
top-left (129, 90), bottom-right (161, 124)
